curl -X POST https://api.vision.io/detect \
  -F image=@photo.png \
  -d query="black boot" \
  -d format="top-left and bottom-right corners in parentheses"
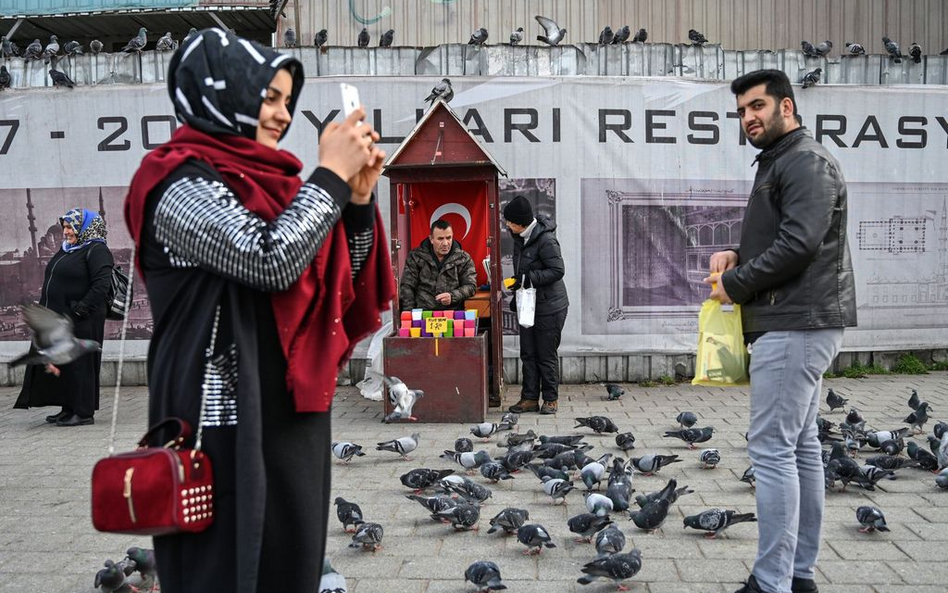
top-left (56, 414), bottom-right (94, 427)
top-left (45, 408), bottom-right (68, 424)
top-left (791, 577), bottom-right (819, 593)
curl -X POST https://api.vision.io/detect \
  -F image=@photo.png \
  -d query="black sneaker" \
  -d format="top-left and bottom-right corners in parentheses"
top-left (45, 409), bottom-right (68, 424)
top-left (55, 414), bottom-right (94, 427)
top-left (791, 577), bottom-right (819, 593)
top-left (733, 575), bottom-right (768, 593)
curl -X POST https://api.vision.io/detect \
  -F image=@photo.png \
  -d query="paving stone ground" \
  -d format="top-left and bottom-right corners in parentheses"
top-left (2, 374), bottom-right (947, 593)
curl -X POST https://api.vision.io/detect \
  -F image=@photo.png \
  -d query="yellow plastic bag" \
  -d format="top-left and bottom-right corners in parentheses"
top-left (692, 299), bottom-right (749, 386)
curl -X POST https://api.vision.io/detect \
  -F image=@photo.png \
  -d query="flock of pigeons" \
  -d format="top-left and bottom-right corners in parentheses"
top-left (799, 36), bottom-right (940, 89)
top-left (322, 377), bottom-right (948, 592)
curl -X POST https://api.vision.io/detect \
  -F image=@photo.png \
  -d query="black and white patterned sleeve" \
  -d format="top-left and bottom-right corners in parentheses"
top-left (153, 167), bottom-right (351, 291)
top-left (343, 199), bottom-right (377, 279)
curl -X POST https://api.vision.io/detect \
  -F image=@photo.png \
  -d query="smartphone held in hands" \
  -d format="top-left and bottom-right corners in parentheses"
top-left (340, 83), bottom-right (362, 124)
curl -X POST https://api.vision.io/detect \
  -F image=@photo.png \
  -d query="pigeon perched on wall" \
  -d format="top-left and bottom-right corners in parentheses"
top-left (699, 448), bottom-right (721, 469)
top-left (509, 27), bottom-right (524, 46)
top-left (379, 29), bottom-right (394, 48)
top-left (598, 26), bottom-right (615, 45)
top-left (376, 433), bottom-right (421, 458)
top-left (630, 454), bottom-right (681, 475)
top-left (577, 549), bottom-right (643, 588)
top-left (632, 28), bottom-right (647, 43)
top-left (800, 40), bottom-right (820, 57)
top-left (826, 388), bottom-right (848, 412)
top-left (24, 39), bottom-right (43, 60)
top-left (331, 441), bottom-right (366, 463)
top-left (468, 27), bottom-right (488, 46)
top-left (814, 40), bottom-right (833, 56)
top-left (569, 512), bottom-right (613, 542)
top-left (400, 468), bottom-right (454, 491)
top-left (0, 66), bottom-right (10, 91)
top-left (535, 15), bottom-right (566, 46)
top-left (605, 383), bottom-right (625, 400)
top-left (486, 507), bottom-right (529, 535)
top-left (1, 36), bottom-right (20, 58)
top-left (42, 35), bottom-right (61, 61)
top-left (464, 560), bottom-right (506, 591)
top-left (683, 509), bottom-right (757, 538)
top-left (373, 373), bottom-right (424, 422)
top-left (9, 304), bottom-right (99, 368)
top-left (424, 78), bottom-right (454, 106)
top-left (595, 523), bottom-right (626, 557)
top-left (349, 521), bottom-right (384, 550)
top-left (844, 42), bottom-right (865, 55)
top-left (122, 28), bottom-right (148, 52)
top-left (615, 432), bottom-right (636, 451)
top-left (801, 68), bottom-right (822, 89)
top-left (882, 36), bottom-right (903, 62)
top-left (688, 29), bottom-right (708, 45)
top-left (313, 29), bottom-right (328, 48)
top-left (95, 559), bottom-right (135, 593)
top-left (855, 506), bottom-right (889, 532)
top-left (576, 416), bottom-right (619, 434)
top-left (612, 26), bottom-right (630, 44)
top-left (904, 401), bottom-right (933, 433)
top-left (156, 33), bottom-right (176, 52)
top-left (517, 524), bottom-right (556, 554)
top-left (663, 426), bottom-right (714, 449)
top-left (282, 28), bottom-right (296, 48)
top-left (334, 497), bottom-right (363, 532)
top-left (63, 40), bottom-right (83, 56)
top-left (124, 547), bottom-right (156, 590)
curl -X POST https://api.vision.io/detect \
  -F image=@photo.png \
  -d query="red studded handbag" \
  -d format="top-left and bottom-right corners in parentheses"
top-left (91, 418), bottom-right (214, 535)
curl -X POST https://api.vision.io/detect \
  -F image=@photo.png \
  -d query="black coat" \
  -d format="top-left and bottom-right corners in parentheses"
top-left (15, 242), bottom-right (113, 415)
top-left (509, 215), bottom-right (569, 316)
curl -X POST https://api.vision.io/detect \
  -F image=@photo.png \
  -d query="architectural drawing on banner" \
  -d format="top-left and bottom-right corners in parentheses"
top-left (859, 197), bottom-right (948, 314)
top-left (0, 186), bottom-right (152, 342)
top-left (498, 178), bottom-right (556, 335)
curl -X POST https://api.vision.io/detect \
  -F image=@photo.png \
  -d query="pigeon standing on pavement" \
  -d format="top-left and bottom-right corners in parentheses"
top-left (855, 506), bottom-right (889, 532)
top-left (937, 433), bottom-right (948, 470)
top-left (628, 498), bottom-right (670, 532)
top-left (122, 28), bottom-right (148, 53)
top-left (615, 432), bottom-right (636, 451)
top-left (334, 497), bottom-right (364, 532)
top-left (283, 28), bottom-right (296, 48)
top-left (486, 507), bottom-right (529, 535)
top-left (578, 549), bottom-right (642, 589)
top-left (826, 389), bottom-right (848, 412)
top-left (882, 36), bottom-right (903, 62)
top-left (517, 524), bottom-right (557, 554)
top-left (605, 383), bottom-right (625, 400)
top-left (612, 26), bottom-right (630, 44)
top-left (814, 40), bottom-right (833, 56)
top-left (349, 521), bottom-right (384, 550)
top-left (585, 492), bottom-right (615, 517)
top-left (632, 28), bottom-right (648, 43)
top-left (683, 509), bottom-right (757, 538)
top-left (406, 493), bottom-right (456, 518)
top-left (509, 27), bottom-right (524, 46)
top-left (634, 478), bottom-right (693, 509)
top-left (535, 15), bottom-right (566, 46)
top-left (94, 559), bottom-right (135, 593)
top-left (575, 416), bottom-right (619, 434)
top-left (433, 501), bottom-right (481, 529)
top-left (663, 426), bottom-right (714, 448)
top-left (541, 475), bottom-right (575, 504)
top-left (471, 422), bottom-right (511, 440)
top-left (568, 512), bottom-right (614, 542)
top-left (676, 411), bottom-right (698, 427)
top-left (936, 468), bottom-right (948, 489)
top-left (379, 29), bottom-right (394, 48)
top-left (331, 441), bottom-right (366, 463)
top-left (464, 561), bottom-right (506, 592)
top-left (376, 433), bottom-right (421, 459)
top-left (314, 29), bottom-right (328, 48)
top-left (124, 547), bottom-right (157, 590)
top-left (630, 454), bottom-right (681, 475)
top-left (595, 523), bottom-right (626, 557)
top-left (740, 466), bottom-right (756, 488)
top-left (468, 27), bottom-right (488, 46)
top-left (904, 401), bottom-right (933, 433)
top-left (598, 26), bottom-right (615, 45)
top-left (9, 304), bottom-right (99, 367)
top-left (500, 412), bottom-right (519, 427)
top-left (580, 455), bottom-right (612, 490)
top-left (0, 66), bottom-right (10, 91)
top-left (688, 29), bottom-right (709, 45)
top-left (844, 42), bottom-right (865, 55)
top-left (699, 448), bottom-right (721, 469)
top-left (441, 449), bottom-right (491, 473)
top-left (318, 558), bottom-right (347, 593)
top-left (802, 68), bottom-right (822, 89)
top-left (424, 78), bottom-right (454, 106)
top-left (454, 437), bottom-right (474, 452)
top-left (400, 468), bottom-right (454, 491)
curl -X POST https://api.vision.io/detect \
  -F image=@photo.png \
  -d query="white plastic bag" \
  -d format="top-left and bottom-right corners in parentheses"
top-left (357, 318), bottom-right (392, 401)
top-left (516, 275), bottom-right (536, 328)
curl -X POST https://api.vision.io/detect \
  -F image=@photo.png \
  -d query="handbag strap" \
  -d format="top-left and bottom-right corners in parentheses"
top-left (107, 245), bottom-right (135, 456)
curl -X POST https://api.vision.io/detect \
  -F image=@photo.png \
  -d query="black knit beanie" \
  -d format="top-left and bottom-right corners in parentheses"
top-left (503, 195), bottom-right (534, 226)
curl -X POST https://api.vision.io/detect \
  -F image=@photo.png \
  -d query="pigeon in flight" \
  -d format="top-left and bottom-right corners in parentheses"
top-left (632, 28), bottom-right (648, 43)
top-left (468, 27), bottom-right (488, 46)
top-left (882, 36), bottom-right (903, 62)
top-left (331, 441), bottom-right (366, 463)
top-left (334, 497), bottom-right (364, 532)
top-left (845, 42), bottom-right (866, 55)
top-left (826, 388), bottom-right (848, 412)
top-left (683, 508), bottom-right (757, 538)
top-left (464, 560), bottom-right (506, 592)
top-left (688, 29), bottom-right (709, 45)
top-left (9, 304), bottom-right (98, 367)
top-left (612, 26), bottom-right (630, 44)
top-left (155, 32), bottom-right (176, 52)
top-left (122, 28), bottom-right (148, 52)
top-left (424, 78), bottom-right (454, 106)
top-left (575, 416), bottom-right (619, 434)
top-left (509, 27), bottom-right (524, 46)
top-left (376, 433), bottom-right (421, 459)
top-left (598, 26), bottom-right (615, 45)
top-left (855, 506), bottom-right (889, 532)
top-left (379, 29), bottom-right (394, 48)
top-left (517, 524), bottom-right (556, 554)
top-left (801, 68), bottom-right (822, 89)
top-left (314, 29), bottom-right (328, 48)
top-left (373, 373), bottom-right (424, 422)
top-left (535, 15), bottom-right (566, 46)
top-left (577, 549), bottom-right (642, 590)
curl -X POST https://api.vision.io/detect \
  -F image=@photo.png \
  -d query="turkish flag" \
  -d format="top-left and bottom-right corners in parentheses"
top-left (408, 181), bottom-right (489, 286)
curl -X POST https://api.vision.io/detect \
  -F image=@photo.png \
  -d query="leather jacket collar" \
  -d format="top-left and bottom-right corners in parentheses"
top-left (753, 127), bottom-right (809, 167)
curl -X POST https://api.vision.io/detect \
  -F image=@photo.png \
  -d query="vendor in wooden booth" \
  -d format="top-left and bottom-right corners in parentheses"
top-left (399, 219), bottom-right (477, 311)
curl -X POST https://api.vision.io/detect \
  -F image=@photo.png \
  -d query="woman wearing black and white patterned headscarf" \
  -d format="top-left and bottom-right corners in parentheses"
top-left (124, 29), bottom-right (393, 593)
top-left (14, 208), bottom-right (114, 426)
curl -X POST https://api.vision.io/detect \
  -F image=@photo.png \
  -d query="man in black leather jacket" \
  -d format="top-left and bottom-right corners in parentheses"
top-left (706, 70), bottom-right (856, 593)
top-left (503, 195), bottom-right (569, 415)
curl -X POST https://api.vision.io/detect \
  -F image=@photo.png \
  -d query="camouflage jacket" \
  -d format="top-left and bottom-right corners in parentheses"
top-left (399, 239), bottom-right (477, 311)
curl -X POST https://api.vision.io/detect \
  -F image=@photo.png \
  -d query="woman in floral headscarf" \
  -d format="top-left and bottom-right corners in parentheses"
top-left (14, 207), bottom-right (114, 426)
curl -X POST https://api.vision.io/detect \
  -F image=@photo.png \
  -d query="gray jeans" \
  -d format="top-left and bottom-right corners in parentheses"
top-left (747, 328), bottom-right (844, 593)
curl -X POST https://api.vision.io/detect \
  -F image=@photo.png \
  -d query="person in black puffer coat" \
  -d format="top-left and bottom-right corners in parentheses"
top-left (503, 195), bottom-right (568, 415)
